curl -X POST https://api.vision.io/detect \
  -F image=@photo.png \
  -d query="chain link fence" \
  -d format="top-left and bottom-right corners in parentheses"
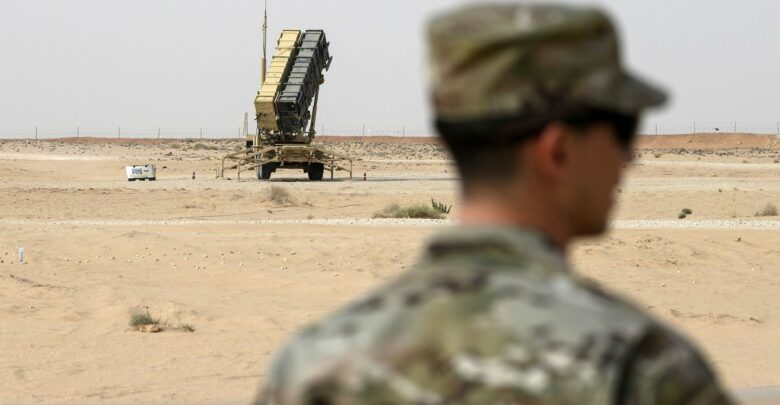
top-left (0, 125), bottom-right (435, 140)
top-left (0, 127), bottom-right (245, 140)
top-left (647, 122), bottom-right (780, 135)
top-left (2, 122), bottom-right (780, 140)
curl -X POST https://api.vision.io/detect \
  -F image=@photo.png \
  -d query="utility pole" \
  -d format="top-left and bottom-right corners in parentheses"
top-left (734, 122), bottom-right (737, 133)
top-left (243, 112), bottom-right (249, 139)
top-left (118, 126), bottom-right (121, 139)
top-left (693, 121), bottom-right (696, 134)
top-left (35, 127), bottom-right (38, 140)
top-left (77, 125), bottom-right (80, 138)
top-left (199, 127), bottom-right (203, 139)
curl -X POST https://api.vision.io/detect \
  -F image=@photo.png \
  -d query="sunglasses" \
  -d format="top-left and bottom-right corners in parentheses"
top-left (562, 108), bottom-right (640, 149)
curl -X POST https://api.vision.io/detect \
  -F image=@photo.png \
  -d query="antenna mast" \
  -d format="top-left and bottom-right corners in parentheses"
top-left (260, 0), bottom-right (268, 86)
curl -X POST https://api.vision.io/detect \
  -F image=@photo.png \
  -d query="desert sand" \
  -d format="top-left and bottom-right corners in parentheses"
top-left (1, 134), bottom-right (779, 404)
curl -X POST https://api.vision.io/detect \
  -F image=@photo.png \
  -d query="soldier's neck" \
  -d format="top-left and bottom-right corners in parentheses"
top-left (458, 193), bottom-right (571, 252)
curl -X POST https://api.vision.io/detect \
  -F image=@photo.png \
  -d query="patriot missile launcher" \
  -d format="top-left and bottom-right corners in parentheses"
top-left (220, 8), bottom-right (352, 181)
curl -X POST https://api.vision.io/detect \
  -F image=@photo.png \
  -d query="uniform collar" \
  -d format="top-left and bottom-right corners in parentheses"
top-left (422, 225), bottom-right (569, 274)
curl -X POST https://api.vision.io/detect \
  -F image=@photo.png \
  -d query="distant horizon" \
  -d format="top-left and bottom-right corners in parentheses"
top-left (2, 131), bottom-right (779, 142)
top-left (2, 120), bottom-right (780, 140)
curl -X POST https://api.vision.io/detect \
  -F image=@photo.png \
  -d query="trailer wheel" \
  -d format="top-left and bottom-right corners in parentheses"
top-left (308, 163), bottom-right (324, 181)
top-left (257, 164), bottom-right (274, 180)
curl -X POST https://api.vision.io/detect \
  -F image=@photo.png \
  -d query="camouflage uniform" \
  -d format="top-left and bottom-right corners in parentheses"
top-left (256, 228), bottom-right (731, 404)
top-left (256, 4), bottom-right (734, 404)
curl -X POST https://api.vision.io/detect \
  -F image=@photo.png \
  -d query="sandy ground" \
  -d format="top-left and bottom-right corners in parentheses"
top-left (0, 135), bottom-right (779, 404)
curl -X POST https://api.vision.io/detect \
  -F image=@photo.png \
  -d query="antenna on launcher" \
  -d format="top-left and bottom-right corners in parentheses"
top-left (260, 0), bottom-right (268, 87)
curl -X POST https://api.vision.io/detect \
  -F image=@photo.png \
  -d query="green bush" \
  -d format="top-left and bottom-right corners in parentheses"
top-left (130, 310), bottom-right (159, 327)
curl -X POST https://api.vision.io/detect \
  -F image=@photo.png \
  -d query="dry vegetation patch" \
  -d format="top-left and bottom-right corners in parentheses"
top-left (374, 203), bottom-right (445, 219)
top-left (269, 185), bottom-right (293, 205)
top-left (129, 309), bottom-right (195, 333)
top-left (130, 310), bottom-right (161, 333)
top-left (755, 203), bottom-right (778, 217)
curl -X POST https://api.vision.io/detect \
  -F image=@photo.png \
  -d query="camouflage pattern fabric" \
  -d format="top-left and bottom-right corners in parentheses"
top-left (428, 4), bottom-right (667, 122)
top-left (255, 227), bottom-right (733, 404)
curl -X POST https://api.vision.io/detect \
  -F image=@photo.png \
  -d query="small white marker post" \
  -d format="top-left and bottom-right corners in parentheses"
top-left (18, 247), bottom-right (24, 264)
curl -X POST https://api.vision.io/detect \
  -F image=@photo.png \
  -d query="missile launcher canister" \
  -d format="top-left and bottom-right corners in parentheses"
top-left (254, 30), bottom-right (333, 144)
top-left (220, 22), bottom-right (351, 182)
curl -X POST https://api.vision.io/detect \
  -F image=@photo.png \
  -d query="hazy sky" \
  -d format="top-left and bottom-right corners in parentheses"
top-left (2, 0), bottom-right (780, 135)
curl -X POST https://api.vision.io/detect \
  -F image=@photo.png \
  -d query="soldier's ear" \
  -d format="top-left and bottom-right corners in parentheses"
top-left (529, 121), bottom-right (572, 182)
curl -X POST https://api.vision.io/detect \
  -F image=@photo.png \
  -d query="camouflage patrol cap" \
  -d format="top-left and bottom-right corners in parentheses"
top-left (428, 3), bottom-right (667, 123)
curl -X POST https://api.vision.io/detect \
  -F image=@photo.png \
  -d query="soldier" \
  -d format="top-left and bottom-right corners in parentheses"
top-left (256, 3), bottom-right (734, 404)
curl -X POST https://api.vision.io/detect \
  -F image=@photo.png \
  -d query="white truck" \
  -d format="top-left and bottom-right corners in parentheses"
top-left (125, 164), bottom-right (157, 181)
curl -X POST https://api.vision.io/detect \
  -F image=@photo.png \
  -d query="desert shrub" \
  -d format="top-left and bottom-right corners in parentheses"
top-left (654, 153), bottom-right (663, 158)
top-left (399, 205), bottom-right (445, 219)
top-left (431, 198), bottom-right (452, 214)
top-left (192, 143), bottom-right (216, 151)
top-left (374, 204), bottom-right (444, 219)
top-left (681, 208), bottom-right (693, 215)
top-left (269, 185), bottom-right (292, 205)
top-left (678, 213), bottom-right (687, 219)
top-left (374, 204), bottom-right (401, 218)
top-left (130, 310), bottom-right (159, 327)
top-left (755, 203), bottom-right (778, 217)
top-left (178, 324), bottom-right (195, 332)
